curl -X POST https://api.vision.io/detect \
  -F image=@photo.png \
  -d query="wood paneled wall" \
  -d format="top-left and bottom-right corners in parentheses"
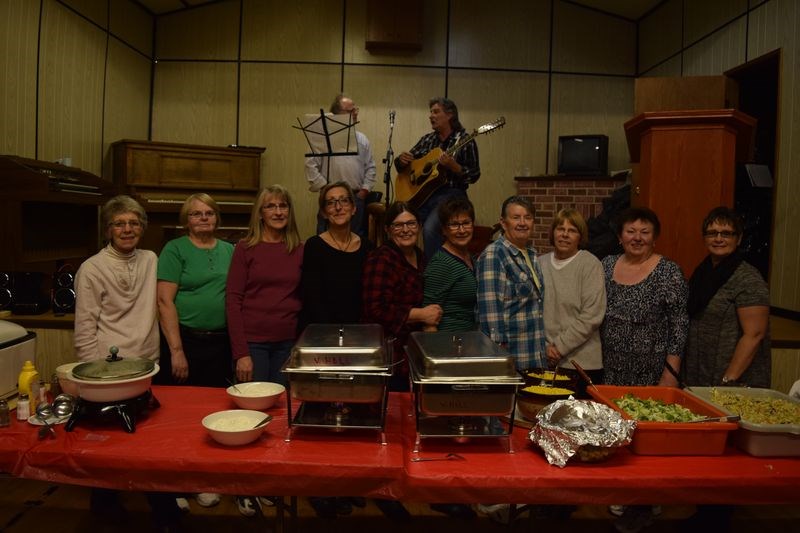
top-left (0, 0), bottom-right (153, 178)
top-left (638, 0), bottom-right (800, 312)
top-left (152, 0), bottom-right (636, 237)
top-left (0, 0), bottom-right (41, 159)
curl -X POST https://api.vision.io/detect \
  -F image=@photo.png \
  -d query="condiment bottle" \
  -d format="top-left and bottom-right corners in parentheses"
top-left (0, 399), bottom-right (10, 427)
top-left (50, 374), bottom-right (62, 398)
top-left (38, 379), bottom-right (49, 406)
top-left (18, 361), bottom-right (39, 398)
top-left (16, 393), bottom-right (30, 421)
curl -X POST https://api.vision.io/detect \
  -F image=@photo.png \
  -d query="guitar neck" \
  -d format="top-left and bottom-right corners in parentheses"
top-left (445, 131), bottom-right (478, 158)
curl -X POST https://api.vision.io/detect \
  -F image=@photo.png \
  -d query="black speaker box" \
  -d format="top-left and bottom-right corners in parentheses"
top-left (52, 270), bottom-right (76, 314)
top-left (10, 272), bottom-right (49, 315)
top-left (0, 272), bottom-right (11, 311)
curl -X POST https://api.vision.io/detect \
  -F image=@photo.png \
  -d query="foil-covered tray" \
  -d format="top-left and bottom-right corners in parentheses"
top-left (529, 399), bottom-right (636, 467)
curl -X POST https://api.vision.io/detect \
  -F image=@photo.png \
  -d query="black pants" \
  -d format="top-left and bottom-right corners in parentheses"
top-left (91, 487), bottom-right (181, 527)
top-left (155, 326), bottom-right (232, 388)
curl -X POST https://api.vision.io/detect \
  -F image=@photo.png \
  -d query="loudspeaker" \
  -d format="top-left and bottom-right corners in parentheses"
top-left (10, 272), bottom-right (49, 315)
top-left (0, 272), bottom-right (11, 311)
top-left (52, 270), bottom-right (76, 314)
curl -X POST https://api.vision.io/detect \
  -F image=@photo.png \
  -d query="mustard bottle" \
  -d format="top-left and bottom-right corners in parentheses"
top-left (17, 360), bottom-right (40, 412)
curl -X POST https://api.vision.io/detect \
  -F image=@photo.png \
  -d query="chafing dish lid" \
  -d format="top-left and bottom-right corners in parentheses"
top-left (407, 331), bottom-right (522, 382)
top-left (284, 324), bottom-right (388, 371)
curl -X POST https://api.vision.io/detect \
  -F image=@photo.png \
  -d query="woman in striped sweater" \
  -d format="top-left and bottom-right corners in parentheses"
top-left (422, 196), bottom-right (478, 332)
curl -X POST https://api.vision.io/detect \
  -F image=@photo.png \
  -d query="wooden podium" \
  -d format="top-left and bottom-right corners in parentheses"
top-left (624, 109), bottom-right (756, 275)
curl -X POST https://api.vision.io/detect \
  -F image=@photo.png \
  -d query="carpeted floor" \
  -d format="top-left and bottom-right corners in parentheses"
top-left (2, 477), bottom-right (799, 532)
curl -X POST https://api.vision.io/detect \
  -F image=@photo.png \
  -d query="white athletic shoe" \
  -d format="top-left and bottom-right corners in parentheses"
top-left (196, 492), bottom-right (221, 507)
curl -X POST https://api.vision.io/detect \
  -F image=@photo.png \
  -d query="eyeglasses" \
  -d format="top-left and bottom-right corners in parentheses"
top-left (188, 210), bottom-right (216, 219)
top-left (262, 203), bottom-right (290, 211)
top-left (325, 197), bottom-right (353, 209)
top-left (390, 220), bottom-right (419, 231)
top-left (506, 214), bottom-right (533, 223)
top-left (447, 220), bottom-right (473, 231)
top-left (703, 230), bottom-right (738, 239)
top-left (109, 220), bottom-right (141, 229)
top-left (555, 227), bottom-right (580, 236)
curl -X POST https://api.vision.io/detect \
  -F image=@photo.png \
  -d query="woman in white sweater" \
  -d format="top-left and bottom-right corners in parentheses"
top-left (539, 208), bottom-right (606, 395)
top-left (74, 195), bottom-right (159, 361)
top-left (73, 195), bottom-right (181, 529)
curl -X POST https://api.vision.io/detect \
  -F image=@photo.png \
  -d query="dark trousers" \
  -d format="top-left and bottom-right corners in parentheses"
top-left (91, 487), bottom-right (181, 527)
top-left (155, 326), bottom-right (232, 388)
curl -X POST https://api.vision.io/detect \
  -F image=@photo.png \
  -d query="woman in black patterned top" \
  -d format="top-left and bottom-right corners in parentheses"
top-left (600, 207), bottom-right (689, 386)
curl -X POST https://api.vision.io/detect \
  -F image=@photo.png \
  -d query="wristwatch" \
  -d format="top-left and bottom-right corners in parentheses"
top-left (721, 376), bottom-right (736, 385)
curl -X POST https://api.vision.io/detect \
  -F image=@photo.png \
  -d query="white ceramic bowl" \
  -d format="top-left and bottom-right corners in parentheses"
top-left (55, 362), bottom-right (81, 396)
top-left (227, 382), bottom-right (285, 410)
top-left (202, 409), bottom-right (270, 446)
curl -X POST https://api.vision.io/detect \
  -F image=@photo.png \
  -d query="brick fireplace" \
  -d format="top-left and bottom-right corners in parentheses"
top-left (515, 175), bottom-right (627, 254)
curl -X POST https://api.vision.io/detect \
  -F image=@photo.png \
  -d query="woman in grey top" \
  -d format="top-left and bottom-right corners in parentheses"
top-left (684, 206), bottom-right (770, 387)
top-left (540, 208), bottom-right (605, 394)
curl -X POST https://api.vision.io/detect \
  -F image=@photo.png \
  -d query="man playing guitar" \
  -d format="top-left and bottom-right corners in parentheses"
top-left (395, 97), bottom-right (480, 259)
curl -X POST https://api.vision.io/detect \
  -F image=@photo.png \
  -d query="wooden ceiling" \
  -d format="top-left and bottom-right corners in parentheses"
top-left (136, 0), bottom-right (665, 22)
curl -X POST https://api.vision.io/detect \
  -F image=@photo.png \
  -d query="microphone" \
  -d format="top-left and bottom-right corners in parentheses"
top-left (389, 110), bottom-right (396, 127)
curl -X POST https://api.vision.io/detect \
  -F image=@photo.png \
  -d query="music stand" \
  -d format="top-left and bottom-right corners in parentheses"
top-left (295, 110), bottom-right (360, 234)
top-left (295, 110), bottom-right (359, 181)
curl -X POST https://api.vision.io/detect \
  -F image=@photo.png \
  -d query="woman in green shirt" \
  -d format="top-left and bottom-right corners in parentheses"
top-left (156, 193), bottom-right (234, 387)
top-left (423, 196), bottom-right (478, 332)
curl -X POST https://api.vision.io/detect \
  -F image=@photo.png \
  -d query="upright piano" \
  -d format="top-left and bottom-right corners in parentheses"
top-left (111, 140), bottom-right (265, 254)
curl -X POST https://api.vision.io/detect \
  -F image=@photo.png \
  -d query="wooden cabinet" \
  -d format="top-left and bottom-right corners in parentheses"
top-left (112, 139), bottom-right (263, 191)
top-left (365, 0), bottom-right (423, 52)
top-left (111, 140), bottom-right (265, 254)
top-left (634, 76), bottom-right (739, 116)
top-left (624, 109), bottom-right (756, 275)
top-left (0, 156), bottom-right (113, 273)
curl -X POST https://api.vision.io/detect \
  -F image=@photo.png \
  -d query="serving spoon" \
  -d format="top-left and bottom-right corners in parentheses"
top-left (252, 414), bottom-right (273, 429)
top-left (226, 378), bottom-right (243, 394)
top-left (686, 414), bottom-right (741, 424)
top-left (411, 453), bottom-right (466, 462)
top-left (35, 403), bottom-right (57, 439)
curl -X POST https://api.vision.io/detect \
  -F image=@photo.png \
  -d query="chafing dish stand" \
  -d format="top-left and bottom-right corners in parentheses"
top-left (282, 324), bottom-right (392, 444)
top-left (407, 331), bottom-right (524, 454)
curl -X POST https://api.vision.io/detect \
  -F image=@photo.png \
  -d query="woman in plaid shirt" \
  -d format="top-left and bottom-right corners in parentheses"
top-left (476, 196), bottom-right (547, 370)
top-left (361, 202), bottom-right (442, 392)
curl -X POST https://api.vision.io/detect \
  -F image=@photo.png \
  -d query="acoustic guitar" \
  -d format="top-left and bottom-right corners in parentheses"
top-left (395, 117), bottom-right (505, 208)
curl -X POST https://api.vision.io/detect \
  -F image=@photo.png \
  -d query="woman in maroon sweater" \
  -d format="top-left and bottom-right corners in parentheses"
top-left (225, 185), bottom-right (303, 517)
top-left (226, 184), bottom-right (303, 385)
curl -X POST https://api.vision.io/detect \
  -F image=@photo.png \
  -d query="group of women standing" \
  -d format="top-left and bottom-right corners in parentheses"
top-left (73, 181), bottom-right (771, 528)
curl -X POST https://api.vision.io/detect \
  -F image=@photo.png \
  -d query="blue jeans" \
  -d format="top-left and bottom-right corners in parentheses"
top-left (417, 187), bottom-right (467, 260)
top-left (315, 196), bottom-right (366, 237)
top-left (248, 340), bottom-right (293, 385)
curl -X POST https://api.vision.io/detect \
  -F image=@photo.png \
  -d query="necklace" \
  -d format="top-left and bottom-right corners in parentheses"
top-left (329, 230), bottom-right (352, 252)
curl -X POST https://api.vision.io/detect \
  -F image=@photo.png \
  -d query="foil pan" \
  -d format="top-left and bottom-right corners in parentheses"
top-left (529, 399), bottom-right (636, 467)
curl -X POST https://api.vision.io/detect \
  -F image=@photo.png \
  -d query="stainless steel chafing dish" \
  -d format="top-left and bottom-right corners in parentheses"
top-left (281, 324), bottom-right (391, 444)
top-left (407, 331), bottom-right (524, 453)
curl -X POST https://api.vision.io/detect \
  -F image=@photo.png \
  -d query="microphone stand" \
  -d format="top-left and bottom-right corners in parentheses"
top-left (382, 110), bottom-right (396, 207)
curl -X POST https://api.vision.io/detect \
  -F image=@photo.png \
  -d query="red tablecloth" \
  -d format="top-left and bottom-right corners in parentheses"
top-left (2, 386), bottom-right (405, 498)
top-left (2, 386), bottom-right (800, 504)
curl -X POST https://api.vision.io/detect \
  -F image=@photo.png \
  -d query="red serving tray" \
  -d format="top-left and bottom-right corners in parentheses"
top-left (588, 385), bottom-right (739, 455)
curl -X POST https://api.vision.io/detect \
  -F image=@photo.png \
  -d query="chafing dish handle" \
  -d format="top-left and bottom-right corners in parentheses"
top-left (318, 374), bottom-right (356, 381)
top-left (451, 384), bottom-right (489, 391)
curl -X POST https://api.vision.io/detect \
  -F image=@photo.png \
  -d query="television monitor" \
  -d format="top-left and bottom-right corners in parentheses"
top-left (557, 135), bottom-right (609, 176)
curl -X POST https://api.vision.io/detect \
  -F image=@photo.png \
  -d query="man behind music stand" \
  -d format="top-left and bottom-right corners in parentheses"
top-left (301, 95), bottom-right (376, 237)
